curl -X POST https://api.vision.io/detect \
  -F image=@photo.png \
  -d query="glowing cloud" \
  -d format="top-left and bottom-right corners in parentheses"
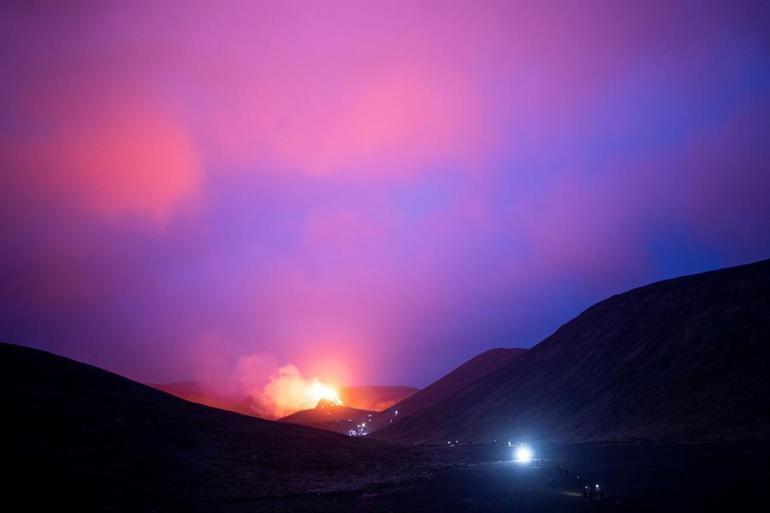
top-left (246, 365), bottom-right (341, 419)
top-left (2, 82), bottom-right (201, 224)
top-left (1, 0), bottom-right (769, 389)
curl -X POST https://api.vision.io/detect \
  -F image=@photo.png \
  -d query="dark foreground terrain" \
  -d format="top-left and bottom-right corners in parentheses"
top-left (0, 343), bottom-right (435, 512)
top-left (257, 443), bottom-right (770, 513)
top-left (3, 261), bottom-right (769, 512)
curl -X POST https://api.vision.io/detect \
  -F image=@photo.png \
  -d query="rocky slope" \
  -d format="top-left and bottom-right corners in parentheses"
top-left (373, 259), bottom-right (770, 444)
top-left (369, 348), bottom-right (526, 432)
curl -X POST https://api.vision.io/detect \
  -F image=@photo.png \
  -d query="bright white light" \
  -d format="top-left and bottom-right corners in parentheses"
top-left (514, 444), bottom-right (534, 463)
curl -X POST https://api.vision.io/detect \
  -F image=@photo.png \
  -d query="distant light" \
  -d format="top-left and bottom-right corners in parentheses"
top-left (513, 444), bottom-right (534, 463)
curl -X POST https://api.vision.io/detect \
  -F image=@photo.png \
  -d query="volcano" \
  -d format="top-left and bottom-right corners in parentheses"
top-left (150, 382), bottom-right (417, 419)
top-left (373, 258), bottom-right (770, 444)
top-left (279, 398), bottom-right (376, 435)
top-left (0, 342), bottom-right (430, 511)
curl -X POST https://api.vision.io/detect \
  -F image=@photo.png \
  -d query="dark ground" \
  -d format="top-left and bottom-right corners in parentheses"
top-left (3, 340), bottom-right (769, 511)
top-left (0, 342), bottom-right (432, 512)
top-left (4, 261), bottom-right (769, 512)
top-left (253, 443), bottom-right (770, 513)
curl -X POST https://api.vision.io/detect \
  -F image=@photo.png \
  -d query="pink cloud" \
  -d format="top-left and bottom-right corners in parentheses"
top-left (2, 0), bottom-right (768, 387)
top-left (2, 78), bottom-right (200, 224)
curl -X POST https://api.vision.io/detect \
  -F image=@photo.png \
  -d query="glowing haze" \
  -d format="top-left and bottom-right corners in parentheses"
top-left (249, 363), bottom-right (342, 418)
top-left (1, 1), bottom-right (769, 393)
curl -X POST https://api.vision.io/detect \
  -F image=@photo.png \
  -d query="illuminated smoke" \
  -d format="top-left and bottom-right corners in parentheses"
top-left (191, 341), bottom-right (345, 419)
top-left (242, 362), bottom-right (342, 419)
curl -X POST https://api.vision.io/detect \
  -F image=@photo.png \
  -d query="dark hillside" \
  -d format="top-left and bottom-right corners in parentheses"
top-left (0, 343), bottom-right (427, 511)
top-left (375, 259), bottom-right (770, 444)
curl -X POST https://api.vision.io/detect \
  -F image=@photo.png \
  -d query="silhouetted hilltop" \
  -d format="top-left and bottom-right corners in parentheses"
top-left (0, 343), bottom-right (428, 511)
top-left (280, 400), bottom-right (376, 434)
top-left (370, 348), bottom-right (526, 431)
top-left (150, 382), bottom-right (417, 418)
top-left (150, 380), bottom-right (256, 416)
top-left (374, 259), bottom-right (770, 444)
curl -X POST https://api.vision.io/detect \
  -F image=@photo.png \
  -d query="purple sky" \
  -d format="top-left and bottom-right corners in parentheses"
top-left (1, 0), bottom-right (769, 387)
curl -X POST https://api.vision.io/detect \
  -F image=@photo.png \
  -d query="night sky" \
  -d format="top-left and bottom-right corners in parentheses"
top-left (2, 1), bottom-right (769, 388)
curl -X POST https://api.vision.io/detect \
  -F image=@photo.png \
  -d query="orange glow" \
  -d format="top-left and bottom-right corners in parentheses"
top-left (307, 379), bottom-right (343, 406)
top-left (238, 363), bottom-right (347, 418)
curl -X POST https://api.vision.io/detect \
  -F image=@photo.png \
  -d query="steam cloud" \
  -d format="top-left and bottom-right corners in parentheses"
top-left (197, 351), bottom-right (340, 419)
top-left (249, 364), bottom-right (328, 419)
